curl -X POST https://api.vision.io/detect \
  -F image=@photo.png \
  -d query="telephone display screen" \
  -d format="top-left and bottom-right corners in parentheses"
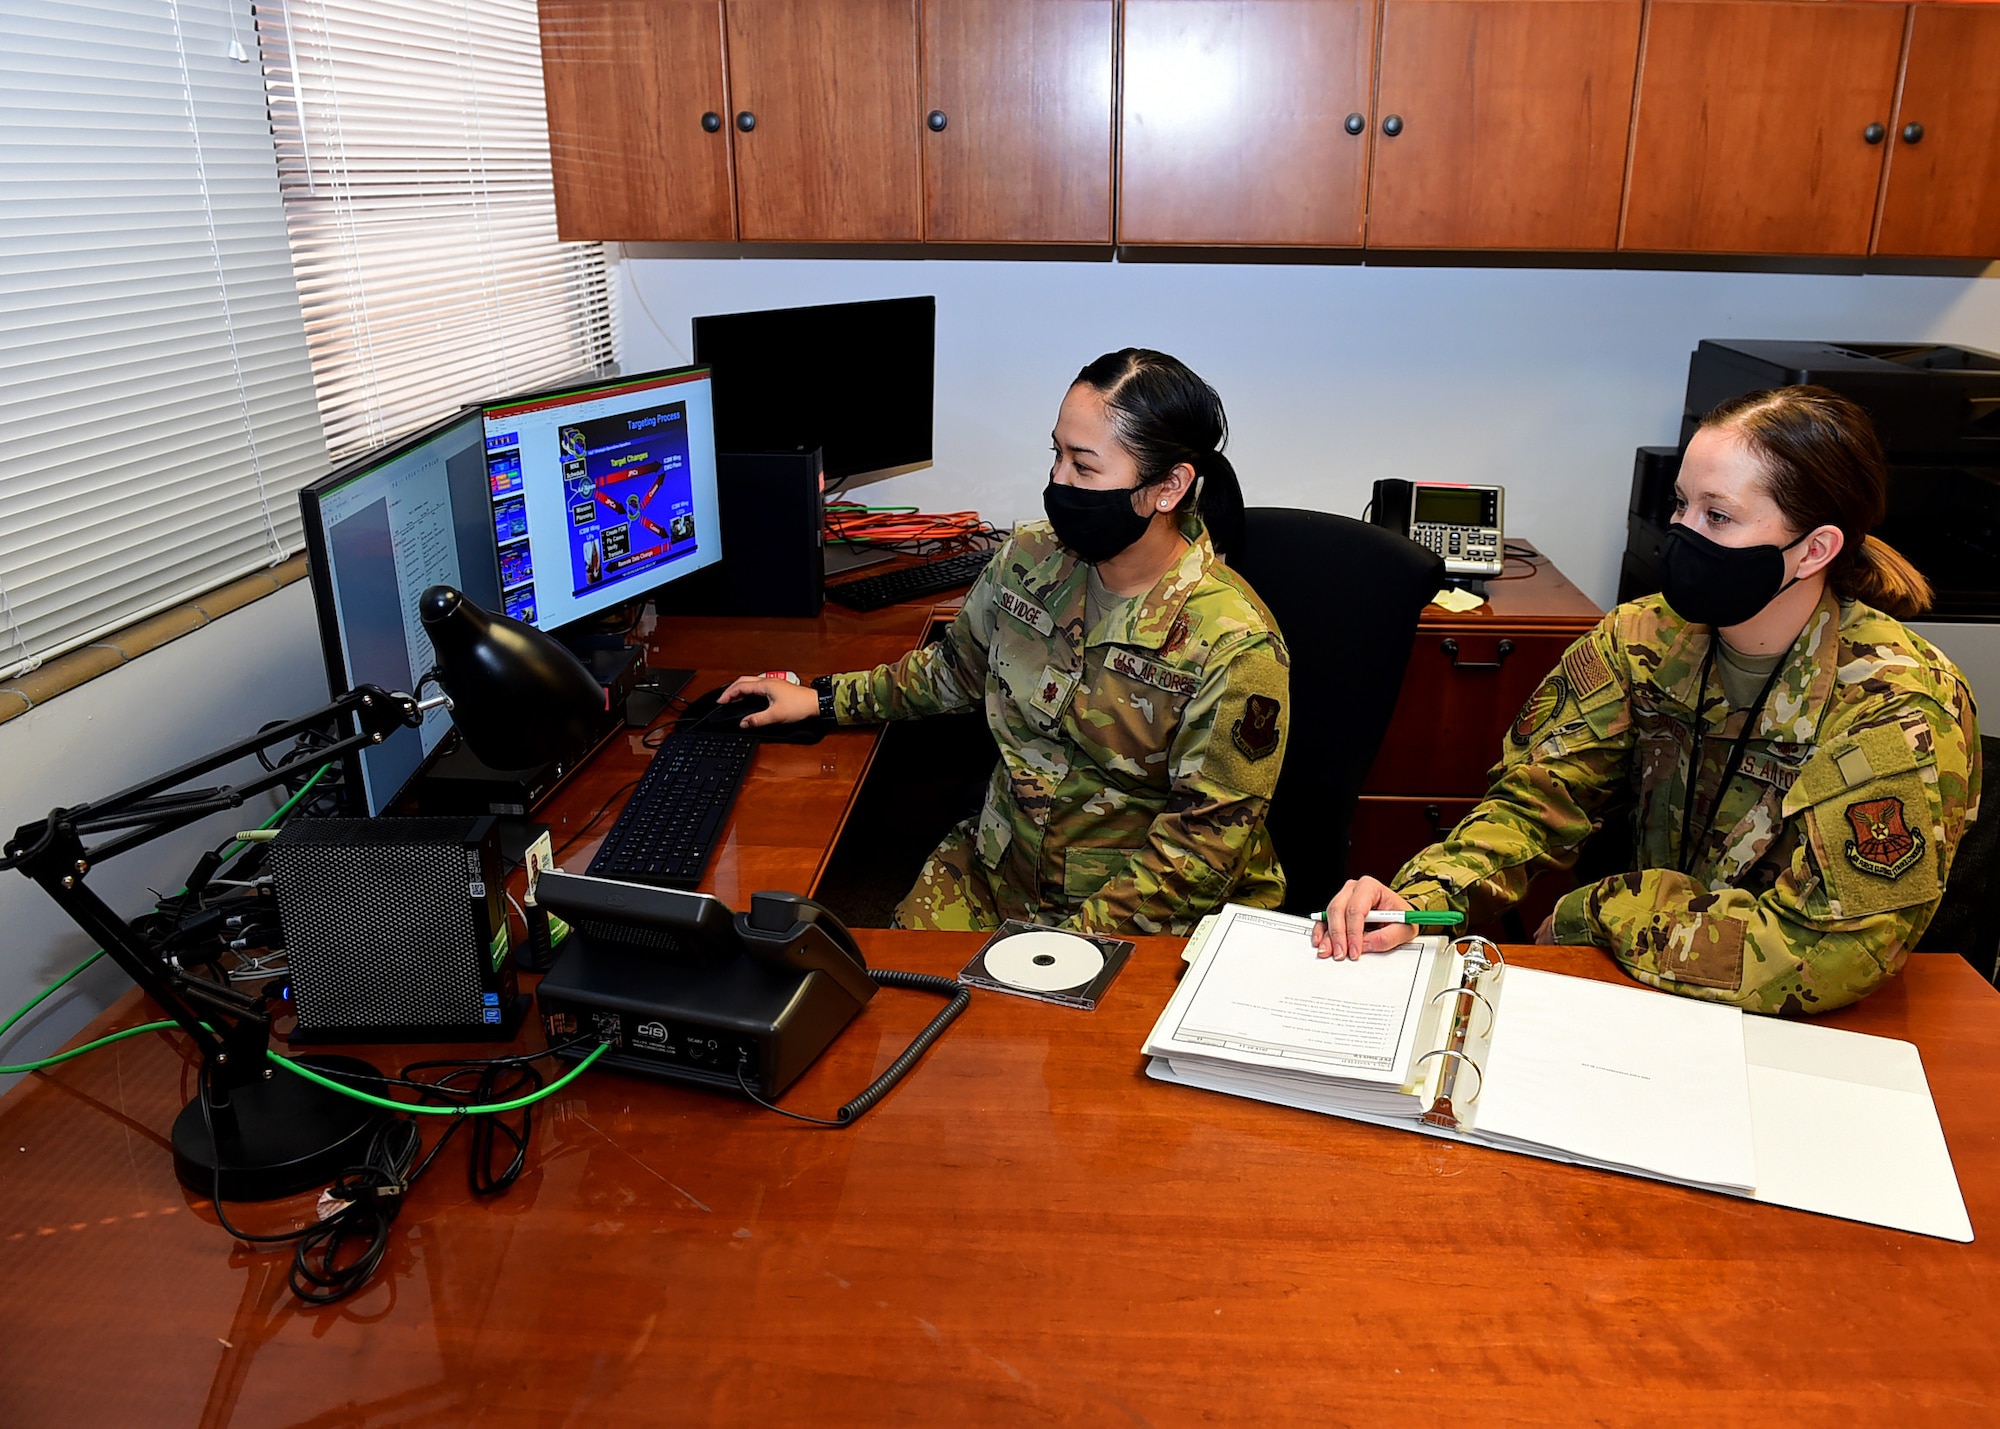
top-left (1413, 486), bottom-right (1493, 527)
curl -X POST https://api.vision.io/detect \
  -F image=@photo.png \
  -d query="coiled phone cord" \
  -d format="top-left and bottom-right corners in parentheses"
top-left (734, 968), bottom-right (971, 1128)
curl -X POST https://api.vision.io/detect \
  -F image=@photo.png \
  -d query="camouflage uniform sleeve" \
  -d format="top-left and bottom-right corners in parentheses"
top-left (1393, 619), bottom-right (1636, 922)
top-left (1549, 683), bottom-right (1982, 1015)
top-left (1062, 631), bottom-right (1289, 936)
top-left (829, 545), bottom-right (1004, 724)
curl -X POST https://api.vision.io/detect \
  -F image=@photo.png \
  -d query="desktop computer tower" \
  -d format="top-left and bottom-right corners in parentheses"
top-left (657, 448), bottom-right (825, 619)
top-left (271, 816), bottom-right (526, 1042)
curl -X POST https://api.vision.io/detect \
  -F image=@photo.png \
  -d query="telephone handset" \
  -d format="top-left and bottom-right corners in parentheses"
top-left (736, 890), bottom-right (876, 1007)
top-left (1369, 478), bottom-right (1506, 579)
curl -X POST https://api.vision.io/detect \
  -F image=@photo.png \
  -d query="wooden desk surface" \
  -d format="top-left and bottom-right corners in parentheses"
top-left (1422, 540), bottom-right (1603, 635)
top-left (3, 939), bottom-right (1996, 1426)
top-left (548, 594), bottom-right (937, 905)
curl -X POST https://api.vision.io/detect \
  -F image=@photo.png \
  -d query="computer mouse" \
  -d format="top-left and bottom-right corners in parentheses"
top-left (677, 686), bottom-right (823, 744)
top-left (681, 685), bottom-right (765, 727)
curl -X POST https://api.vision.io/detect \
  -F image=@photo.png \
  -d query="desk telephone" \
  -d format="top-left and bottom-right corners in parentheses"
top-left (533, 872), bottom-right (966, 1116)
top-left (1369, 479), bottom-right (1506, 579)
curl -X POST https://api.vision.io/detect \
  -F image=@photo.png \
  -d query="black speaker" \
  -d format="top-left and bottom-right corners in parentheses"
top-left (657, 448), bottom-right (825, 618)
top-left (270, 816), bottom-right (526, 1042)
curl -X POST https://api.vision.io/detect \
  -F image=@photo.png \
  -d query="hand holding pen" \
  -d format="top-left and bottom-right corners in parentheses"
top-left (1310, 876), bottom-right (1462, 960)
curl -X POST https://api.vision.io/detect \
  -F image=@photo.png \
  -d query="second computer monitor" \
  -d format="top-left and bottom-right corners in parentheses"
top-left (481, 367), bottom-right (724, 631)
top-left (692, 295), bottom-right (934, 483)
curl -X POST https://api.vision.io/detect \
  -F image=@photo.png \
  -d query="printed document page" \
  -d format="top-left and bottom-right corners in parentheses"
top-left (1143, 905), bottom-right (1445, 1089)
top-left (1472, 966), bottom-right (1757, 1192)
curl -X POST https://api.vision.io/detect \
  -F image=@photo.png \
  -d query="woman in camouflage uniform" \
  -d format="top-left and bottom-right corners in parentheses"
top-left (723, 350), bottom-right (1290, 937)
top-left (1317, 386), bottom-right (1980, 1015)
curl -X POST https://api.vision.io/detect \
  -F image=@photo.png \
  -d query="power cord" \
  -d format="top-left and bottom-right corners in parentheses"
top-left (732, 969), bottom-right (970, 1127)
top-left (203, 1038), bottom-right (611, 1305)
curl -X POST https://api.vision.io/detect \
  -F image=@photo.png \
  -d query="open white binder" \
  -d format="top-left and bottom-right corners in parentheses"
top-left (1145, 905), bottom-right (1972, 1242)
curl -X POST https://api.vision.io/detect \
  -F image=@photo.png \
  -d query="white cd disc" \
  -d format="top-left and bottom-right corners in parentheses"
top-left (983, 929), bottom-right (1105, 993)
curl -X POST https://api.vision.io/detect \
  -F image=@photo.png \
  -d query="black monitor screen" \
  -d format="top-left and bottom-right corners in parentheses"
top-left (692, 296), bottom-right (934, 481)
top-left (299, 409), bottom-right (500, 817)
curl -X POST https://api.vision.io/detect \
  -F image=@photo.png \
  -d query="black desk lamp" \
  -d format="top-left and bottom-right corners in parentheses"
top-left (1, 586), bottom-right (600, 1200)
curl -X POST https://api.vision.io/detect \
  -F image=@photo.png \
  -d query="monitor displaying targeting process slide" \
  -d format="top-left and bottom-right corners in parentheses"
top-left (482, 367), bottom-right (723, 632)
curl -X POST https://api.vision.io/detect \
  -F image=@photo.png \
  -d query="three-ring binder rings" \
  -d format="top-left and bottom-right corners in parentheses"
top-left (1144, 904), bottom-right (1973, 1242)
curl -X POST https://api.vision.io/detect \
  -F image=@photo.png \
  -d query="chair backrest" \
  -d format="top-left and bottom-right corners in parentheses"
top-left (1229, 507), bottom-right (1442, 915)
top-left (1916, 733), bottom-right (2000, 983)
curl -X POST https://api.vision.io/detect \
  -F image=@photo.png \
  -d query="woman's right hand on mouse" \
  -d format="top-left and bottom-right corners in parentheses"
top-left (718, 675), bottom-right (820, 728)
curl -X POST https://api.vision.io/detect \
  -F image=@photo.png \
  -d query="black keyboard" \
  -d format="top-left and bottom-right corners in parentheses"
top-left (585, 730), bottom-right (757, 888)
top-left (825, 549), bottom-right (994, 612)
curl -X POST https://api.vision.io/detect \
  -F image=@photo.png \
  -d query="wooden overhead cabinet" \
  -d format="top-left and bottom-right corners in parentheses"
top-left (539, 0), bottom-right (737, 242)
top-left (1622, 1), bottom-right (1906, 256)
top-left (1367, 0), bottom-right (1642, 250)
top-left (920, 1), bottom-right (1115, 243)
top-left (1118, 0), bottom-right (1376, 246)
top-left (725, 0), bottom-right (923, 241)
top-left (1874, 6), bottom-right (2000, 259)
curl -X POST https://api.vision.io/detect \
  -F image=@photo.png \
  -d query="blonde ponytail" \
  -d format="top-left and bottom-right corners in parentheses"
top-left (1843, 534), bottom-right (1933, 619)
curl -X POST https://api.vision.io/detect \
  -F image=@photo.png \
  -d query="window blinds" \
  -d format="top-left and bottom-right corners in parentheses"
top-left (0, 0), bottom-right (327, 681)
top-left (255, 0), bottom-right (615, 465)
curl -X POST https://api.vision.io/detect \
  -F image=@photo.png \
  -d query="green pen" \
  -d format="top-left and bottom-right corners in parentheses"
top-left (1310, 909), bottom-right (1465, 928)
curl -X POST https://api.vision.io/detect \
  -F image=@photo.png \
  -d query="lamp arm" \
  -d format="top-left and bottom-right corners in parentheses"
top-left (56, 685), bottom-right (416, 830)
top-left (0, 683), bottom-right (424, 1087)
top-left (69, 725), bottom-right (395, 862)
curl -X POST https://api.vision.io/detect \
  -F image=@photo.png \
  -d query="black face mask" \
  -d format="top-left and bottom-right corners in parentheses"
top-left (1659, 524), bottom-right (1809, 627)
top-left (1043, 480), bottom-right (1155, 564)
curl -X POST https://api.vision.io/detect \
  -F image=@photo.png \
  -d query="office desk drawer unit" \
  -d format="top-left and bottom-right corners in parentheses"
top-left (1349, 546), bottom-right (1602, 933)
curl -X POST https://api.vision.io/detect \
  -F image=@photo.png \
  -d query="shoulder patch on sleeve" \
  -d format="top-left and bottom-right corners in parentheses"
top-left (1562, 635), bottom-right (1615, 699)
top-left (1511, 674), bottom-right (1569, 749)
top-left (1231, 695), bottom-right (1282, 760)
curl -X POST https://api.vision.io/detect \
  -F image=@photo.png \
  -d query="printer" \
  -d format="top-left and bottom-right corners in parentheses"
top-left (1619, 340), bottom-right (2000, 713)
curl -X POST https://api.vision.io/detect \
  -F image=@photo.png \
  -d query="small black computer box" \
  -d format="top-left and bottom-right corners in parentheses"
top-left (532, 874), bottom-right (873, 1098)
top-left (271, 815), bottom-right (527, 1042)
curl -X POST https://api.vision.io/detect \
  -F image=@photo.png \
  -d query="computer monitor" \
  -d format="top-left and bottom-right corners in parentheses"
top-left (480, 366), bottom-right (724, 631)
top-left (692, 296), bottom-right (934, 483)
top-left (299, 409), bottom-right (502, 818)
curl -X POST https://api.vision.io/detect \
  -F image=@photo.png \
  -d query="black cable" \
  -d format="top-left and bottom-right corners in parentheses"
top-left (554, 778), bottom-right (639, 861)
top-left (200, 1035), bottom-right (599, 1305)
top-left (286, 1118), bottom-right (424, 1305)
top-left (734, 968), bottom-right (970, 1127)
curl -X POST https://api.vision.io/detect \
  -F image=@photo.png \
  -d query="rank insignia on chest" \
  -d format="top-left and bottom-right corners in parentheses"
top-left (1232, 694), bottom-right (1282, 760)
top-left (1028, 663), bottom-right (1081, 721)
top-left (1844, 796), bottom-right (1925, 879)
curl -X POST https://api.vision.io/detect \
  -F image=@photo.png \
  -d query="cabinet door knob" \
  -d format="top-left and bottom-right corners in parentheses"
top-left (735, 110), bottom-right (756, 133)
top-left (927, 109), bottom-right (948, 133)
top-left (1902, 121), bottom-right (1925, 144)
top-left (1440, 637), bottom-right (1513, 672)
top-left (1863, 122), bottom-right (1884, 145)
top-left (1382, 114), bottom-right (1404, 138)
top-left (1344, 112), bottom-right (1365, 136)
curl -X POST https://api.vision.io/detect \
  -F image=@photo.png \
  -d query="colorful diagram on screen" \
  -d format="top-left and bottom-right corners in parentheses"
top-left (561, 401), bottom-right (698, 597)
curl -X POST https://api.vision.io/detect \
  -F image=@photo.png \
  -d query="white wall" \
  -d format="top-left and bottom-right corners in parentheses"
top-left (614, 253), bottom-right (2000, 612)
top-left (0, 585), bottom-right (325, 1092)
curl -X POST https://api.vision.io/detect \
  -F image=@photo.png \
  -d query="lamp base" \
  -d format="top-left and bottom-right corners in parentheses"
top-left (171, 1055), bottom-right (389, 1202)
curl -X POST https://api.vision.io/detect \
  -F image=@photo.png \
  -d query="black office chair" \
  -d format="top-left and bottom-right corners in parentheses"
top-left (1916, 734), bottom-right (2000, 984)
top-left (1230, 507), bottom-right (1443, 916)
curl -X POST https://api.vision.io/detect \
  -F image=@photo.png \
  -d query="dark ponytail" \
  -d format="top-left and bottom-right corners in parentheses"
top-left (1072, 348), bottom-right (1246, 562)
